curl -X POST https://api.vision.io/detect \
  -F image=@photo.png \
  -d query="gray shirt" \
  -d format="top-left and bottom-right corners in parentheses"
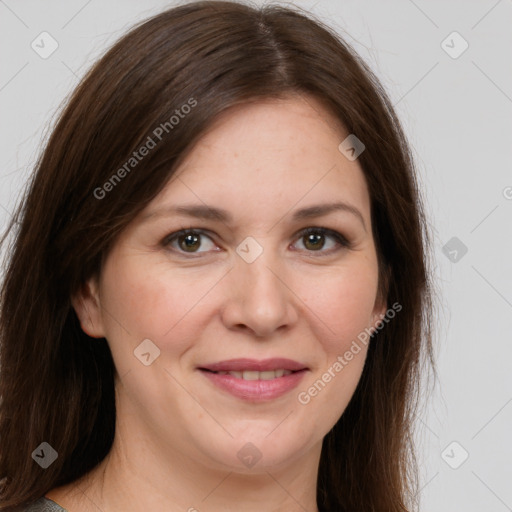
top-left (22, 497), bottom-right (67, 511)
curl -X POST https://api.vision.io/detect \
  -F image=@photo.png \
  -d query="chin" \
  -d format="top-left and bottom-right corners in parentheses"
top-left (201, 430), bottom-right (314, 473)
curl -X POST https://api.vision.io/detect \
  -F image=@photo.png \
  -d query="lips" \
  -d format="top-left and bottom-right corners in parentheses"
top-left (199, 358), bottom-right (308, 373)
top-left (198, 358), bottom-right (309, 401)
top-left (212, 369), bottom-right (293, 380)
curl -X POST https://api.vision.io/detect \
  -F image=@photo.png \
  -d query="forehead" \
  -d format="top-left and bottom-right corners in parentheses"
top-left (147, 95), bottom-right (371, 224)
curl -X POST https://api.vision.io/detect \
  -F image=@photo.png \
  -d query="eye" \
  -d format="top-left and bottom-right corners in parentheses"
top-left (162, 226), bottom-right (351, 257)
top-left (163, 229), bottom-right (218, 255)
top-left (292, 226), bottom-right (350, 255)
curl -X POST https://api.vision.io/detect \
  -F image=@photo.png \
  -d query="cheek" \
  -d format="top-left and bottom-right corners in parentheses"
top-left (98, 254), bottom-right (226, 356)
top-left (293, 266), bottom-right (377, 420)
top-left (101, 262), bottom-right (171, 335)
top-left (99, 246), bottom-right (380, 372)
top-left (297, 261), bottom-right (379, 355)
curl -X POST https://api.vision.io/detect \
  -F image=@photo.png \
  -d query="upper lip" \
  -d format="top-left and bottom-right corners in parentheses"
top-left (199, 358), bottom-right (308, 372)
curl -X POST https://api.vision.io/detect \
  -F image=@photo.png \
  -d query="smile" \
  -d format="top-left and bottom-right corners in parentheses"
top-left (211, 369), bottom-right (294, 380)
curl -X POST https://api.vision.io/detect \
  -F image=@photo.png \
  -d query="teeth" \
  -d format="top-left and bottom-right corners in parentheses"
top-left (218, 369), bottom-right (293, 380)
top-left (242, 370), bottom-right (260, 380)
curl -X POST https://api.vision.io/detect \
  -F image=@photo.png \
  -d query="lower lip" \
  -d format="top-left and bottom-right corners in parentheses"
top-left (199, 369), bottom-right (307, 402)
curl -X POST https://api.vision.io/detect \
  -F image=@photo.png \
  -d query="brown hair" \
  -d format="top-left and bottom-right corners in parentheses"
top-left (0, 1), bottom-right (435, 510)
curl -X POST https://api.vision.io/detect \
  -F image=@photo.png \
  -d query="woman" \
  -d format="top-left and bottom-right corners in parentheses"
top-left (0, 1), bottom-right (435, 511)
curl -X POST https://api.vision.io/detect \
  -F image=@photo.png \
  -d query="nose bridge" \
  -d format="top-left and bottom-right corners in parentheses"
top-left (221, 236), bottom-right (297, 336)
top-left (237, 239), bottom-right (285, 304)
top-left (239, 249), bottom-right (280, 295)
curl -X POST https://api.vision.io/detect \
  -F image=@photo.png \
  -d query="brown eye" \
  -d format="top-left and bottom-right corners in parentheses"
top-left (178, 233), bottom-right (201, 252)
top-left (302, 232), bottom-right (326, 251)
top-left (294, 227), bottom-right (350, 254)
top-left (164, 229), bottom-right (217, 254)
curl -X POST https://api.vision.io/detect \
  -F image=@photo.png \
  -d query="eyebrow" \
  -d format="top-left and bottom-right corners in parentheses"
top-left (143, 201), bottom-right (366, 230)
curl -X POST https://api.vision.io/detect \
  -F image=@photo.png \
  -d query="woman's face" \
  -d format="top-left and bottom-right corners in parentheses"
top-left (77, 95), bottom-right (386, 473)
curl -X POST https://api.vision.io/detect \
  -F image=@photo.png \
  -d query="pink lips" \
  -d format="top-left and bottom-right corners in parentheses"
top-left (198, 358), bottom-right (308, 402)
top-left (200, 358), bottom-right (307, 372)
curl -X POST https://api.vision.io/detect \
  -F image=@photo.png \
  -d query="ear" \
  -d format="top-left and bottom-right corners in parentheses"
top-left (71, 276), bottom-right (105, 338)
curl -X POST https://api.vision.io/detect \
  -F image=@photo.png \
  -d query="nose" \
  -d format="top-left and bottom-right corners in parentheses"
top-left (220, 251), bottom-right (299, 338)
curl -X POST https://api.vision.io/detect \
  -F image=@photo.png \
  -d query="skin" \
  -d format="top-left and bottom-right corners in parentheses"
top-left (47, 95), bottom-right (386, 512)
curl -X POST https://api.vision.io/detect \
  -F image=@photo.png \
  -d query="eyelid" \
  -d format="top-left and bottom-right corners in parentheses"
top-left (162, 228), bottom-right (217, 255)
top-left (292, 226), bottom-right (352, 254)
top-left (295, 226), bottom-right (350, 245)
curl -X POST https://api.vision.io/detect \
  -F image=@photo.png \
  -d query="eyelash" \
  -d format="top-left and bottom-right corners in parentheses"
top-left (162, 226), bottom-right (351, 257)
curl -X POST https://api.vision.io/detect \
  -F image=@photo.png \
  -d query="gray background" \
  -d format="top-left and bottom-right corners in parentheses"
top-left (1, 1), bottom-right (511, 510)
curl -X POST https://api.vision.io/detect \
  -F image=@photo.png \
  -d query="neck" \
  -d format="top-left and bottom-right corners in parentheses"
top-left (75, 439), bottom-right (321, 512)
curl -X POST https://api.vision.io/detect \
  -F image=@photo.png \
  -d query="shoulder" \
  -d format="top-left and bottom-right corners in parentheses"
top-left (21, 497), bottom-right (68, 512)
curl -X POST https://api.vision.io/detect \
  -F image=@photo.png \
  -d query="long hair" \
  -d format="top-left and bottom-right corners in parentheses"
top-left (0, 1), bottom-right (435, 510)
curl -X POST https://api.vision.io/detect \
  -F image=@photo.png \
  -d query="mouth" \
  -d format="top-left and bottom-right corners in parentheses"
top-left (197, 358), bottom-right (309, 401)
top-left (200, 368), bottom-right (299, 380)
